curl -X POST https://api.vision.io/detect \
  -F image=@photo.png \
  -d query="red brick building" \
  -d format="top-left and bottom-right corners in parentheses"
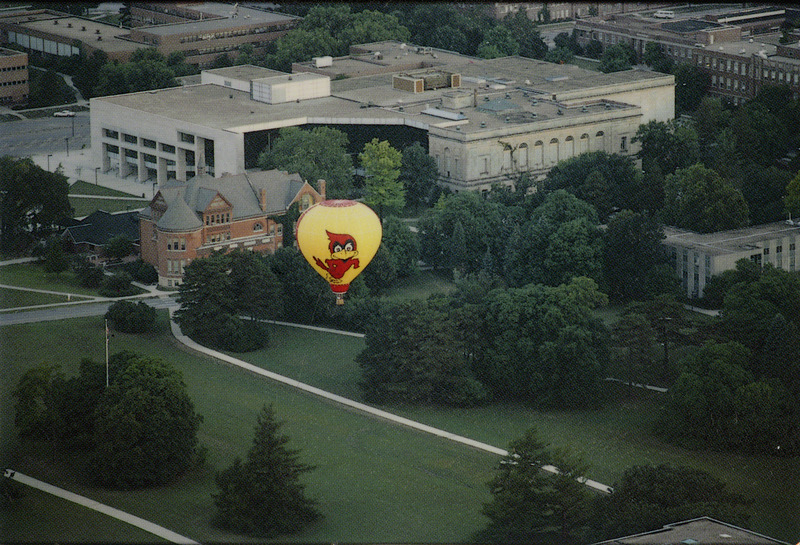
top-left (139, 169), bottom-right (324, 287)
top-left (0, 47), bottom-right (27, 106)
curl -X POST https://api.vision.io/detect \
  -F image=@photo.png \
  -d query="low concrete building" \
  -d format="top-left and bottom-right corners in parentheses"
top-left (0, 46), bottom-right (27, 106)
top-left (663, 221), bottom-right (800, 298)
top-left (90, 42), bottom-right (675, 193)
top-left (138, 169), bottom-right (323, 287)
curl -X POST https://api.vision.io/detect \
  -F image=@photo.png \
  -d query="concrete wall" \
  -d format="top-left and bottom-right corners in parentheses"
top-left (91, 96), bottom-right (244, 185)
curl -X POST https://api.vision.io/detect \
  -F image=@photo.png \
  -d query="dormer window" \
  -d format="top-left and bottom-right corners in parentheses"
top-left (254, 223), bottom-right (263, 232)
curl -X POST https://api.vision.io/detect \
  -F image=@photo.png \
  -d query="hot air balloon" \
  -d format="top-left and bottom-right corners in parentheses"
top-left (295, 200), bottom-right (382, 305)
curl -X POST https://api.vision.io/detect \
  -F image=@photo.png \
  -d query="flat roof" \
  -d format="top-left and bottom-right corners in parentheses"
top-left (664, 222), bottom-right (800, 256)
top-left (135, 4), bottom-right (299, 36)
top-left (16, 16), bottom-right (140, 53)
top-left (294, 40), bottom-right (476, 78)
top-left (203, 64), bottom-right (285, 81)
top-left (700, 39), bottom-right (777, 57)
top-left (661, 19), bottom-right (723, 33)
top-left (0, 46), bottom-right (26, 57)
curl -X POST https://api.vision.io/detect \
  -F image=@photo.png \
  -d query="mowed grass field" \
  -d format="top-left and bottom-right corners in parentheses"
top-left (1, 313), bottom-right (497, 543)
top-left (2, 309), bottom-right (798, 542)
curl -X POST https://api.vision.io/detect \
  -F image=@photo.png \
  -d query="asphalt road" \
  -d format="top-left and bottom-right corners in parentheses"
top-left (0, 112), bottom-right (90, 159)
top-left (0, 296), bottom-right (177, 326)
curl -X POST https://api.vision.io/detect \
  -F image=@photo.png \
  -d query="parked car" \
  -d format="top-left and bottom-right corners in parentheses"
top-left (53, 110), bottom-right (75, 117)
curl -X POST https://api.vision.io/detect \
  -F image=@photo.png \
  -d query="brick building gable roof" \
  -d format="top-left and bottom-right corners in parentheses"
top-left (140, 169), bottom-right (315, 231)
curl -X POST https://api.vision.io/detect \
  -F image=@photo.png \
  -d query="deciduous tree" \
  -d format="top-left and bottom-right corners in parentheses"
top-left (92, 352), bottom-right (203, 488)
top-left (359, 138), bottom-right (405, 217)
top-left (0, 157), bottom-right (72, 254)
top-left (662, 163), bottom-right (749, 233)
top-left (601, 464), bottom-right (749, 538)
top-left (259, 127), bottom-right (353, 198)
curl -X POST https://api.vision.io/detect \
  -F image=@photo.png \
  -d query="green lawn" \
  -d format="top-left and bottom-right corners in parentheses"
top-left (2, 313), bottom-right (798, 542)
top-left (0, 287), bottom-right (91, 309)
top-left (70, 197), bottom-right (149, 218)
top-left (1, 314), bottom-right (496, 543)
top-left (0, 263), bottom-right (100, 297)
top-left (69, 181), bottom-right (142, 198)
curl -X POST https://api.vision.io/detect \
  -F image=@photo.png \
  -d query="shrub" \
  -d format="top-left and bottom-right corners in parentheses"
top-left (99, 271), bottom-right (138, 297)
top-left (105, 301), bottom-right (156, 333)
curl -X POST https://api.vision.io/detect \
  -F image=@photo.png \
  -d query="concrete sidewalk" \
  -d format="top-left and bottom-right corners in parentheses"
top-left (3, 469), bottom-right (198, 544)
top-left (29, 148), bottom-right (159, 199)
top-left (169, 309), bottom-right (615, 495)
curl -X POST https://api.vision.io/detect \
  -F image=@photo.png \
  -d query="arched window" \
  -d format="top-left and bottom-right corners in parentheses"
top-left (549, 138), bottom-right (559, 165)
top-left (518, 143), bottom-right (528, 168)
top-left (564, 136), bottom-right (575, 158)
top-left (533, 141), bottom-right (544, 167)
top-left (580, 133), bottom-right (589, 154)
top-left (594, 131), bottom-right (605, 151)
top-left (253, 223), bottom-right (263, 232)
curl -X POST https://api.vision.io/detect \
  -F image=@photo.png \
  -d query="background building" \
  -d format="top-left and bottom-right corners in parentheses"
top-left (0, 8), bottom-right (142, 62)
top-left (138, 169), bottom-right (323, 287)
top-left (127, 2), bottom-right (299, 68)
top-left (663, 221), bottom-right (800, 298)
top-left (0, 46), bottom-right (27, 106)
top-left (0, 3), bottom-right (299, 67)
top-left (90, 41), bottom-right (674, 193)
top-left (573, 5), bottom-right (799, 105)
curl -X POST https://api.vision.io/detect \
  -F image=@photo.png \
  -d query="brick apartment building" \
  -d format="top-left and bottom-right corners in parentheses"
top-left (139, 169), bottom-right (324, 287)
top-left (0, 46), bottom-right (27, 106)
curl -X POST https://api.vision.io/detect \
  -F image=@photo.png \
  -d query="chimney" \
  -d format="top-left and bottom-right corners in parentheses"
top-left (259, 188), bottom-right (267, 212)
top-left (317, 179), bottom-right (326, 200)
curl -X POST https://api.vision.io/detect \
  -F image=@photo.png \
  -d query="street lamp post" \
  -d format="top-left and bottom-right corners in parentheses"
top-left (71, 114), bottom-right (75, 137)
top-left (47, 154), bottom-right (52, 171)
top-left (95, 167), bottom-right (100, 185)
top-left (65, 137), bottom-right (69, 157)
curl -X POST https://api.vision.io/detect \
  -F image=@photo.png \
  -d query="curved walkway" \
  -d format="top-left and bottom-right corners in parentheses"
top-left (2, 469), bottom-right (198, 544)
top-left (169, 309), bottom-right (614, 495)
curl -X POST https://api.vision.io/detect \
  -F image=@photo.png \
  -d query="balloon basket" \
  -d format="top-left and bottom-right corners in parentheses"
top-left (335, 293), bottom-right (345, 306)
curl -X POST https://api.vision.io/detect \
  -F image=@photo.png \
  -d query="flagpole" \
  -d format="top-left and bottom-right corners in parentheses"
top-left (105, 319), bottom-right (109, 388)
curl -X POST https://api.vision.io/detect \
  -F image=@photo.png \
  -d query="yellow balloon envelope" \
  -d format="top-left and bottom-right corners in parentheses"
top-left (296, 200), bottom-right (382, 305)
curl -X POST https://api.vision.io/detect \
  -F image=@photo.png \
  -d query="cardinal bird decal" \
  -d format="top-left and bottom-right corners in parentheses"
top-left (314, 230), bottom-right (360, 280)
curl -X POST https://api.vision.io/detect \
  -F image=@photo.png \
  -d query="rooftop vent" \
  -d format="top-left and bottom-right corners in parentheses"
top-left (53, 20), bottom-right (58, 24)
top-left (581, 106), bottom-right (588, 112)
top-left (97, 35), bottom-right (102, 41)
top-left (480, 121), bottom-right (486, 127)
top-left (67, 22), bottom-right (72, 27)
top-left (557, 109), bottom-right (563, 115)
top-left (81, 26), bottom-right (86, 31)
top-left (95, 29), bottom-right (100, 34)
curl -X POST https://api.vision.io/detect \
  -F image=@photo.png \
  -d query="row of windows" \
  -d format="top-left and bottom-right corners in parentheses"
top-left (207, 233), bottom-right (231, 244)
top-left (0, 79), bottom-right (26, 86)
top-left (711, 75), bottom-right (747, 93)
top-left (166, 238), bottom-right (186, 251)
top-left (176, 22), bottom-right (291, 45)
top-left (205, 212), bottom-right (230, 226)
top-left (0, 65), bottom-right (26, 72)
top-left (166, 259), bottom-right (185, 274)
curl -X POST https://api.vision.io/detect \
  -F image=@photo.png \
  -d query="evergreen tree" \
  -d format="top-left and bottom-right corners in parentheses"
top-left (213, 404), bottom-right (321, 537)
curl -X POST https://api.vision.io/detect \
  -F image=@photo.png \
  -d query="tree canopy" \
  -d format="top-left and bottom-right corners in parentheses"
top-left (662, 163), bottom-right (749, 233)
top-left (258, 126), bottom-right (353, 198)
top-left (359, 138), bottom-right (405, 217)
top-left (0, 157), bottom-right (72, 254)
